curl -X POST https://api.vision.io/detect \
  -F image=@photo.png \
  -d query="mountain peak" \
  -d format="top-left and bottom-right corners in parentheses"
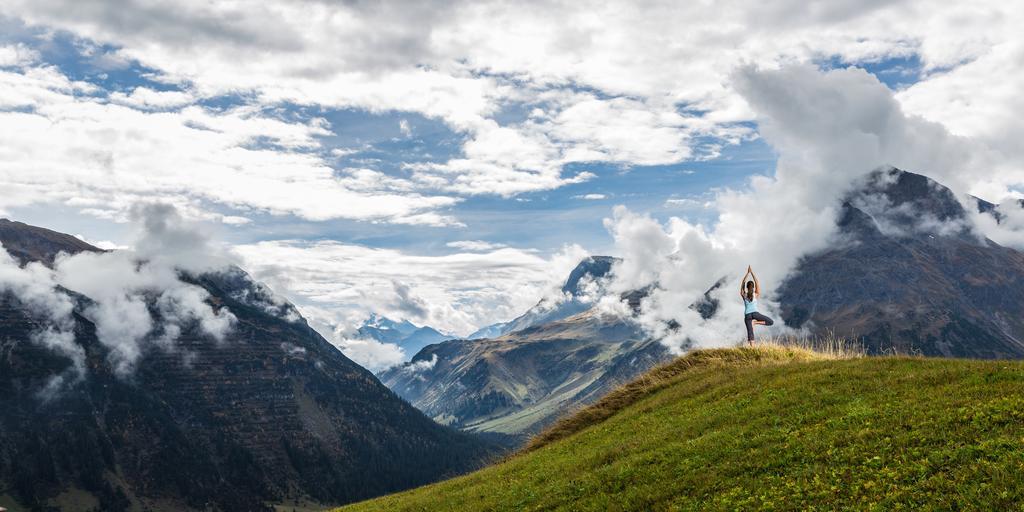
top-left (841, 167), bottom-right (971, 239)
top-left (562, 256), bottom-right (619, 296)
top-left (358, 314), bottom-right (451, 361)
top-left (363, 313), bottom-right (419, 334)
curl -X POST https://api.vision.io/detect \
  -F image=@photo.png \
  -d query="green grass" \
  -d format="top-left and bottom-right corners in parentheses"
top-left (339, 344), bottom-right (1024, 511)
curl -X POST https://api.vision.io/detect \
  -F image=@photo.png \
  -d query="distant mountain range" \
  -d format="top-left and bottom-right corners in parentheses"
top-left (382, 167), bottom-right (1024, 443)
top-left (379, 255), bottom-right (669, 441)
top-left (0, 219), bottom-right (496, 511)
top-left (357, 314), bottom-right (452, 361)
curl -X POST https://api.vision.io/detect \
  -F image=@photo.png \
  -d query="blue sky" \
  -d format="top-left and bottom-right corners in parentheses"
top-left (2, 2), bottom-right (1022, 368)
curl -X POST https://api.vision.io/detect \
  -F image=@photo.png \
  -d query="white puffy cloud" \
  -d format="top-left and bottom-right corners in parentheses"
top-left (52, 205), bottom-right (238, 376)
top-left (402, 354), bottom-right (438, 374)
top-left (897, 39), bottom-right (1024, 200)
top-left (327, 336), bottom-right (407, 373)
top-left (971, 199), bottom-right (1024, 250)
top-left (0, 43), bottom-right (39, 66)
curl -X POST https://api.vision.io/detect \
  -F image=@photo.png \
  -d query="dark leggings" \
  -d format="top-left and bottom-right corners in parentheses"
top-left (744, 312), bottom-right (774, 341)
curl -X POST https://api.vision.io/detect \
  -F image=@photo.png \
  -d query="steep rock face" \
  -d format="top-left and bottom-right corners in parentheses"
top-left (778, 168), bottom-right (1024, 357)
top-left (0, 222), bottom-right (495, 511)
top-left (380, 309), bottom-right (670, 440)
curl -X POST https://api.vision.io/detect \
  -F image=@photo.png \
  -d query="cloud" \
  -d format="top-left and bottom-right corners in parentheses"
top-left (402, 354), bottom-right (438, 374)
top-left (327, 336), bottom-right (406, 372)
top-left (574, 194), bottom-right (607, 200)
top-left (2, 203), bottom-right (240, 381)
top-left (2, 1), bottom-right (1023, 366)
top-left (971, 199), bottom-right (1024, 250)
top-left (897, 38), bottom-right (1024, 200)
top-left (0, 43), bottom-right (39, 67)
top-left (74, 235), bottom-right (130, 251)
top-left (6, 0), bottom-right (1019, 211)
top-left (445, 240), bottom-right (507, 251)
top-left (0, 243), bottom-right (83, 392)
top-left (0, 60), bottom-right (462, 226)
top-left (280, 342), bottom-right (307, 356)
top-left (108, 86), bottom-right (194, 110)
top-left (664, 197), bottom-right (713, 210)
top-left (602, 62), bottom-right (1006, 351)
top-left (52, 204), bottom-right (238, 375)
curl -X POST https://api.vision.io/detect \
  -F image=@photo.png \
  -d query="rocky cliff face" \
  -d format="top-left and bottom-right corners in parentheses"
top-left (0, 221), bottom-right (495, 512)
top-left (778, 168), bottom-right (1024, 357)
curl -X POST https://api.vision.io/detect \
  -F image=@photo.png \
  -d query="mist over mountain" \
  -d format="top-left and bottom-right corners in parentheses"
top-left (0, 218), bottom-right (495, 511)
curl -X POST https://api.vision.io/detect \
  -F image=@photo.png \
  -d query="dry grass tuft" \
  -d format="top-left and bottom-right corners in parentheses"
top-left (524, 336), bottom-right (860, 452)
top-left (750, 331), bottom-right (866, 359)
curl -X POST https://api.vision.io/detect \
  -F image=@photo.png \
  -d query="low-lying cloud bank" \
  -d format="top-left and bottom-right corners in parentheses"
top-left (599, 64), bottom-right (1024, 352)
top-left (0, 204), bottom-right (238, 391)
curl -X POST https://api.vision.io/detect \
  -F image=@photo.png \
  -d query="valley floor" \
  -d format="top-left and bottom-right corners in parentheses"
top-left (337, 344), bottom-right (1024, 511)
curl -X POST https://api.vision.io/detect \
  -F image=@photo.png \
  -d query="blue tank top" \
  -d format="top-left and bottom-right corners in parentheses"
top-left (743, 297), bottom-right (758, 315)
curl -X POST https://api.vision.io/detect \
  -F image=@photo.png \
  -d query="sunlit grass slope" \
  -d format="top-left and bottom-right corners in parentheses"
top-left (339, 344), bottom-right (1024, 511)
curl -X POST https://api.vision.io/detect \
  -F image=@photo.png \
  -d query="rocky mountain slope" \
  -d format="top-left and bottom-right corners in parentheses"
top-left (0, 220), bottom-right (496, 512)
top-left (777, 168), bottom-right (1024, 358)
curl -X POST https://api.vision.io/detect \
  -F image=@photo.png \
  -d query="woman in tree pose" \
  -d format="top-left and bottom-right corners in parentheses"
top-left (740, 265), bottom-right (774, 345)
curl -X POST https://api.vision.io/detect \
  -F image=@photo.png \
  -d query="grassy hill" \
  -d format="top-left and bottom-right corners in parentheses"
top-left (338, 344), bottom-right (1024, 511)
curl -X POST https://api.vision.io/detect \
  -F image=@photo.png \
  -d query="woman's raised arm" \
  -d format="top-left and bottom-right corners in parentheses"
top-left (740, 266), bottom-right (751, 298)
